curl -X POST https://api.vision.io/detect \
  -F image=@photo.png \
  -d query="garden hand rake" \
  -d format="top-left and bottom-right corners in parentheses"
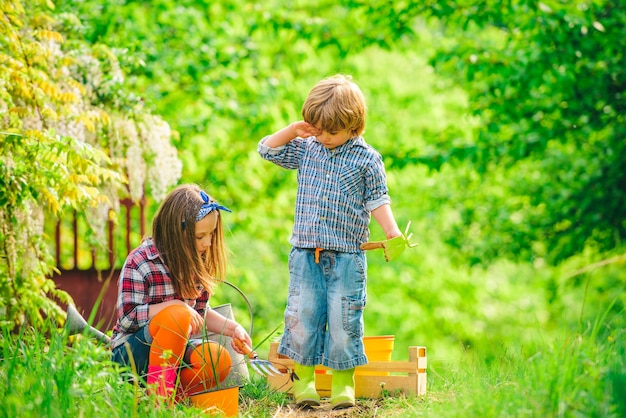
top-left (233, 338), bottom-right (282, 377)
top-left (360, 221), bottom-right (419, 262)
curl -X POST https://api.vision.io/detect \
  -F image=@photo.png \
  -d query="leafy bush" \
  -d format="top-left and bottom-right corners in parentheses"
top-left (0, 0), bottom-right (181, 327)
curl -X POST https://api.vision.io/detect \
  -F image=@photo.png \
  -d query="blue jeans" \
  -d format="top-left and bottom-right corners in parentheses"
top-left (111, 325), bottom-right (152, 377)
top-left (278, 247), bottom-right (368, 370)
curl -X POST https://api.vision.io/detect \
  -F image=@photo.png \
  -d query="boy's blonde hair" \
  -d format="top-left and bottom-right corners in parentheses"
top-left (302, 74), bottom-right (366, 137)
top-left (151, 184), bottom-right (228, 299)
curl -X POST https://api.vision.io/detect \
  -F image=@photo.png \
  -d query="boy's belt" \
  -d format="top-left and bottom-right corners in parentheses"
top-left (300, 247), bottom-right (334, 263)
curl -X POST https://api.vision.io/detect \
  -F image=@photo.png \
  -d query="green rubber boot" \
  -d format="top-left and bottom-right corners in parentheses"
top-left (330, 368), bottom-right (356, 410)
top-left (292, 363), bottom-right (320, 407)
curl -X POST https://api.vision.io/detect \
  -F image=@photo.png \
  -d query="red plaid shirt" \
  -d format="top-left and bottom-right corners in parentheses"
top-left (110, 238), bottom-right (209, 349)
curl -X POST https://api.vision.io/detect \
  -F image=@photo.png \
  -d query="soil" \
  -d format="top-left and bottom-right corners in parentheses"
top-left (270, 399), bottom-right (397, 418)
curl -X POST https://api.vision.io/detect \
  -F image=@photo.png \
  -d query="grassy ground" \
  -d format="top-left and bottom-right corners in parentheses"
top-left (1, 315), bottom-right (624, 418)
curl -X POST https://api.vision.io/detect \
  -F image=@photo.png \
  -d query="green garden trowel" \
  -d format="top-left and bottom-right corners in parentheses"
top-left (360, 221), bottom-right (418, 262)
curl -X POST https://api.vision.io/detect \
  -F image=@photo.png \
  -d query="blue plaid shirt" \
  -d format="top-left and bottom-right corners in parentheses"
top-left (258, 135), bottom-right (391, 252)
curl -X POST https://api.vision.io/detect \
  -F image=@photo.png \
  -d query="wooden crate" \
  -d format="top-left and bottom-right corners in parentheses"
top-left (266, 342), bottom-right (427, 398)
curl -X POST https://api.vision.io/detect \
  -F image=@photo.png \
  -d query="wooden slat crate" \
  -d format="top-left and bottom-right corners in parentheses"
top-left (266, 342), bottom-right (427, 398)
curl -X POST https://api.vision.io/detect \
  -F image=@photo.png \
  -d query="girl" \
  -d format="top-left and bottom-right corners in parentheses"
top-left (110, 184), bottom-right (252, 400)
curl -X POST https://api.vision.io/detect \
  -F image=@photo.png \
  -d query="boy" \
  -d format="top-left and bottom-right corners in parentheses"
top-left (258, 74), bottom-right (402, 409)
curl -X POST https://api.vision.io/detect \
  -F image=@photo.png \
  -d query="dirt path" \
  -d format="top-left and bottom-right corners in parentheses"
top-left (270, 399), bottom-right (395, 418)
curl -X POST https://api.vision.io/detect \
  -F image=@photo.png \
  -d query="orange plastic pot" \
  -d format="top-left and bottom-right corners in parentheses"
top-left (357, 335), bottom-right (395, 376)
top-left (189, 386), bottom-right (239, 417)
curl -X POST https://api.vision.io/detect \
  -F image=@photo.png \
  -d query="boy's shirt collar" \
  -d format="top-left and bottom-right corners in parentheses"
top-left (318, 135), bottom-right (364, 154)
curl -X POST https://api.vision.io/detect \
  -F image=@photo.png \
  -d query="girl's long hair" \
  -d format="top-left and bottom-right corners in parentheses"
top-left (151, 184), bottom-right (228, 299)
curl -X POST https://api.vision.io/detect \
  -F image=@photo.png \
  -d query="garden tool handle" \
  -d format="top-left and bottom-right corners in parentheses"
top-left (233, 338), bottom-right (257, 359)
top-left (360, 241), bottom-right (386, 250)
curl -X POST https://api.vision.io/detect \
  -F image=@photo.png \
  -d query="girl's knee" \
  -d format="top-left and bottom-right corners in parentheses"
top-left (179, 342), bottom-right (232, 394)
top-left (149, 304), bottom-right (193, 338)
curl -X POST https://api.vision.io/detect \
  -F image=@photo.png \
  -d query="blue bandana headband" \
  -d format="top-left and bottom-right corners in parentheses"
top-left (196, 190), bottom-right (232, 221)
top-left (182, 190), bottom-right (231, 230)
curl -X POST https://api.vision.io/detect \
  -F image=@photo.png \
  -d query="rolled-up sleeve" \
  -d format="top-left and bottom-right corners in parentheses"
top-left (257, 136), bottom-right (286, 156)
top-left (363, 152), bottom-right (391, 212)
top-left (258, 136), bottom-right (306, 169)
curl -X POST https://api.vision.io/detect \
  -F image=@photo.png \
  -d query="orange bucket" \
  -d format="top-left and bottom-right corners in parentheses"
top-left (358, 335), bottom-right (395, 376)
top-left (189, 386), bottom-right (239, 417)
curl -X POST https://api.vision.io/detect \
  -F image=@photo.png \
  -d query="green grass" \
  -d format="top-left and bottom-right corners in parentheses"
top-left (422, 316), bottom-right (626, 418)
top-left (1, 315), bottom-right (624, 418)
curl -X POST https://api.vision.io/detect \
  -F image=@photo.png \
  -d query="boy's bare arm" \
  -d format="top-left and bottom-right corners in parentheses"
top-left (264, 121), bottom-right (321, 148)
top-left (371, 204), bottom-right (402, 239)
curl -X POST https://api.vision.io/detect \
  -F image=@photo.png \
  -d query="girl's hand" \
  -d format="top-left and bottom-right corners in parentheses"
top-left (230, 323), bottom-right (252, 355)
top-left (188, 308), bottom-right (205, 335)
top-left (171, 299), bottom-right (204, 335)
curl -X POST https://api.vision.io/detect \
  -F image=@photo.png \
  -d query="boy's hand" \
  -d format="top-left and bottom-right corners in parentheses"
top-left (265, 121), bottom-right (322, 148)
top-left (360, 221), bottom-right (418, 262)
top-left (292, 121), bottom-right (322, 138)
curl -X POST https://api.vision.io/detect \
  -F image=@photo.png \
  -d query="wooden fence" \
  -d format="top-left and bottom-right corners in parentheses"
top-left (52, 198), bottom-right (146, 331)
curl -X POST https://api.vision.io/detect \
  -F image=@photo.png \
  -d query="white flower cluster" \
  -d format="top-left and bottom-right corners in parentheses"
top-left (18, 22), bottom-right (182, 248)
top-left (0, 2), bottom-right (184, 325)
top-left (86, 180), bottom-right (119, 247)
top-left (20, 115), bottom-right (44, 131)
top-left (138, 114), bottom-right (182, 202)
top-left (109, 114), bottom-right (182, 203)
top-left (85, 113), bottom-right (181, 246)
top-left (111, 116), bottom-right (145, 202)
top-left (10, 201), bottom-right (44, 278)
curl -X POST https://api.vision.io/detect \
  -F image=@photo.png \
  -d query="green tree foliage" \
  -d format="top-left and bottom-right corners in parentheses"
top-left (416, 1), bottom-right (626, 265)
top-left (55, 0), bottom-right (480, 347)
top-left (55, 0), bottom-right (444, 249)
top-left (0, 0), bottom-right (181, 327)
top-left (69, 0), bottom-right (626, 266)
top-left (6, 0), bottom-right (622, 360)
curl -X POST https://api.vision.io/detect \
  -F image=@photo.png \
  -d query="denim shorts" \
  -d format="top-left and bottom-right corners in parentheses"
top-left (278, 247), bottom-right (368, 370)
top-left (111, 325), bottom-right (152, 377)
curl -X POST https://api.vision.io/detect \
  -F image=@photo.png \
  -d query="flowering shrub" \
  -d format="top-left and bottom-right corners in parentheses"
top-left (0, 0), bottom-right (181, 327)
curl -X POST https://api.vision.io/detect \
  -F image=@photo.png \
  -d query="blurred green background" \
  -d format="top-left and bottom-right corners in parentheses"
top-left (51, 0), bottom-right (625, 363)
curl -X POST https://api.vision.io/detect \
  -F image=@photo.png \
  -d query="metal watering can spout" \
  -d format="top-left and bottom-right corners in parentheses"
top-left (65, 303), bottom-right (111, 345)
